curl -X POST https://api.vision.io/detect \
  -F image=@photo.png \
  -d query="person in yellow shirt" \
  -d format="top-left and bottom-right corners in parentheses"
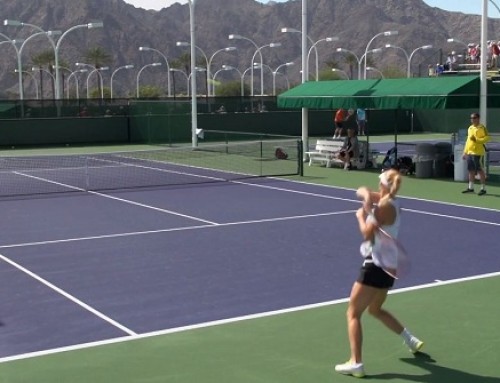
top-left (462, 112), bottom-right (490, 195)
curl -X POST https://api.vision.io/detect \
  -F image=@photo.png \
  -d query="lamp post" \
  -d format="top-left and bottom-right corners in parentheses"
top-left (212, 66), bottom-right (234, 96)
top-left (15, 69), bottom-right (39, 99)
top-left (272, 62), bottom-right (294, 95)
top-left (229, 34), bottom-right (262, 97)
top-left (169, 68), bottom-right (189, 97)
top-left (331, 68), bottom-right (349, 80)
top-left (187, 67), bottom-right (207, 97)
top-left (53, 22), bottom-right (103, 99)
top-left (136, 63), bottom-right (162, 98)
top-left (307, 37), bottom-right (339, 80)
top-left (337, 48), bottom-right (382, 79)
top-left (76, 62), bottom-right (106, 99)
top-left (384, 44), bottom-right (409, 76)
top-left (207, 47), bottom-right (237, 96)
top-left (86, 66), bottom-right (109, 99)
top-left (250, 43), bottom-right (281, 95)
top-left (139, 46), bottom-right (171, 97)
top-left (446, 38), bottom-right (468, 49)
top-left (0, 34), bottom-right (24, 99)
top-left (67, 69), bottom-right (88, 99)
top-left (364, 30), bottom-right (398, 79)
top-left (336, 48), bottom-right (362, 79)
top-left (32, 66), bottom-right (56, 97)
top-left (111, 64), bottom-right (134, 99)
top-left (407, 45), bottom-right (433, 78)
top-left (19, 31), bottom-right (61, 100)
top-left (480, 0), bottom-right (488, 126)
top-left (252, 63), bottom-right (273, 96)
top-left (3, 20), bottom-right (62, 100)
top-left (366, 66), bottom-right (384, 79)
top-left (188, 0), bottom-right (198, 147)
top-left (221, 65), bottom-right (244, 97)
top-left (176, 41), bottom-right (209, 96)
top-left (281, 27), bottom-right (317, 81)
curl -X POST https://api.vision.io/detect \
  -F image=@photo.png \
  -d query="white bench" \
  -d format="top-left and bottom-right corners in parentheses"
top-left (306, 139), bottom-right (370, 169)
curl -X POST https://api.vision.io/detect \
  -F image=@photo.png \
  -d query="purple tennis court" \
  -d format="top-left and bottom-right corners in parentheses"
top-left (0, 172), bottom-right (499, 361)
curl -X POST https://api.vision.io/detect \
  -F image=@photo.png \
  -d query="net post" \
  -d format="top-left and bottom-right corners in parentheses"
top-left (84, 156), bottom-right (90, 191)
top-left (298, 139), bottom-right (304, 176)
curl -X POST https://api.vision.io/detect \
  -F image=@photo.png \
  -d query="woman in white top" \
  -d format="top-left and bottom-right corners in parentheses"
top-left (335, 169), bottom-right (423, 378)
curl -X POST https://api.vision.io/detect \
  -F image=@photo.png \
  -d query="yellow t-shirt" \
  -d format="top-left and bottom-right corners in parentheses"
top-left (463, 124), bottom-right (490, 156)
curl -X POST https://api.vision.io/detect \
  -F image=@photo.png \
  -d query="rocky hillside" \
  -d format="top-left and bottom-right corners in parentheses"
top-left (0, 0), bottom-right (498, 97)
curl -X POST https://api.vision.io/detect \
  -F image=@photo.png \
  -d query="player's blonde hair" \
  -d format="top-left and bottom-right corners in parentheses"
top-left (379, 169), bottom-right (402, 203)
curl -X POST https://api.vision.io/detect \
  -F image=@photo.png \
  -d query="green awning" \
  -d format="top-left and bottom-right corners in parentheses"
top-left (278, 76), bottom-right (500, 110)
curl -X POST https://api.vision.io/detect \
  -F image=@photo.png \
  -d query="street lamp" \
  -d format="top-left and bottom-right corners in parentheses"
top-left (66, 69), bottom-right (88, 99)
top-left (111, 64), bottom-right (134, 99)
top-left (252, 62), bottom-right (273, 95)
top-left (139, 46), bottom-right (171, 97)
top-left (187, 67), bottom-right (207, 97)
top-left (307, 37), bottom-right (339, 80)
top-left (15, 69), bottom-right (39, 99)
top-left (331, 68), bottom-right (349, 80)
top-left (212, 65), bottom-right (237, 96)
top-left (207, 47), bottom-right (237, 96)
top-left (281, 27), bottom-right (317, 82)
top-left (407, 45), bottom-right (433, 77)
top-left (229, 34), bottom-right (263, 97)
top-left (176, 41), bottom-right (209, 95)
top-left (446, 38), bottom-right (468, 49)
top-left (250, 43), bottom-right (281, 95)
top-left (86, 66), bottom-right (109, 99)
top-left (3, 25), bottom-right (61, 100)
top-left (53, 22), bottom-right (103, 99)
top-left (272, 62), bottom-right (294, 95)
top-left (169, 68), bottom-right (189, 97)
top-left (136, 63), bottom-right (162, 98)
top-left (366, 66), bottom-right (384, 79)
top-left (336, 48), bottom-right (362, 79)
top-left (76, 62), bottom-right (106, 99)
top-left (364, 30), bottom-right (398, 79)
top-left (0, 34), bottom-right (24, 99)
top-left (384, 44), bottom-right (409, 77)
top-left (221, 65), bottom-right (244, 97)
top-left (337, 48), bottom-right (382, 79)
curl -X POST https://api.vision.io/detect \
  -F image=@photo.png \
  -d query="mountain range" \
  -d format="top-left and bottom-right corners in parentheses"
top-left (1, 0), bottom-right (499, 98)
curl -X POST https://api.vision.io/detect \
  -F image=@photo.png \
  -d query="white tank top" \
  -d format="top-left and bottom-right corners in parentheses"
top-left (361, 199), bottom-right (401, 259)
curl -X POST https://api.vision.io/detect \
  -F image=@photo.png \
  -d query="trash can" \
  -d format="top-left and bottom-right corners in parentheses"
top-left (415, 143), bottom-right (435, 178)
top-left (454, 144), bottom-right (468, 181)
top-left (434, 142), bottom-right (453, 178)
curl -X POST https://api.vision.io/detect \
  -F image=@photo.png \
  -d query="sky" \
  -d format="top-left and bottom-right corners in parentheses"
top-left (121, 0), bottom-right (497, 16)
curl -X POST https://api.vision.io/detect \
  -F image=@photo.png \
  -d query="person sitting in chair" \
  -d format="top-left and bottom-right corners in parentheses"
top-left (337, 127), bottom-right (359, 170)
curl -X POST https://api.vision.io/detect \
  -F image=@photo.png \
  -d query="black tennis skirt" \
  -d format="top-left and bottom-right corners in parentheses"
top-left (357, 260), bottom-right (395, 289)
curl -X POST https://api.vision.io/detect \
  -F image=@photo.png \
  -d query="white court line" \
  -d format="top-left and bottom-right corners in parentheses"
top-left (272, 177), bottom-right (500, 213)
top-left (404, 208), bottom-right (500, 227)
top-left (0, 270), bottom-right (498, 364)
top-left (0, 210), bottom-right (355, 249)
top-left (14, 172), bottom-right (218, 226)
top-left (1, 199), bottom-right (498, 250)
top-left (0, 252), bottom-right (136, 337)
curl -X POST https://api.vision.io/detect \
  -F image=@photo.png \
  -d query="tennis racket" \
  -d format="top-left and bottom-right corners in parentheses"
top-left (362, 228), bottom-right (411, 279)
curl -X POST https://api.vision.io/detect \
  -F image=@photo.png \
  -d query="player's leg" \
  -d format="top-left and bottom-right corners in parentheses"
top-left (368, 289), bottom-right (424, 353)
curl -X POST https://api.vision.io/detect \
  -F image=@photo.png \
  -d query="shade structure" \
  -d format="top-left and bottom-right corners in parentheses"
top-left (278, 76), bottom-right (500, 110)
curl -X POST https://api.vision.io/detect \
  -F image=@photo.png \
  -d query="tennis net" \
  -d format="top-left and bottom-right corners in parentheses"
top-left (0, 139), bottom-right (302, 198)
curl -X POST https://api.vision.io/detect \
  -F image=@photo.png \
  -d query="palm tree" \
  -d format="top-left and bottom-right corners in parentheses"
top-left (84, 46), bottom-right (112, 98)
top-left (342, 54), bottom-right (358, 79)
top-left (31, 50), bottom-right (56, 99)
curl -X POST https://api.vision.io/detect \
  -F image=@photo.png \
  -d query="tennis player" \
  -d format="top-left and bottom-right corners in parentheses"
top-left (335, 169), bottom-right (423, 378)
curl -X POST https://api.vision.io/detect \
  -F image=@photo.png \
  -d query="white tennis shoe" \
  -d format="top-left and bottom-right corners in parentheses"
top-left (335, 361), bottom-right (365, 378)
top-left (405, 336), bottom-right (424, 353)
